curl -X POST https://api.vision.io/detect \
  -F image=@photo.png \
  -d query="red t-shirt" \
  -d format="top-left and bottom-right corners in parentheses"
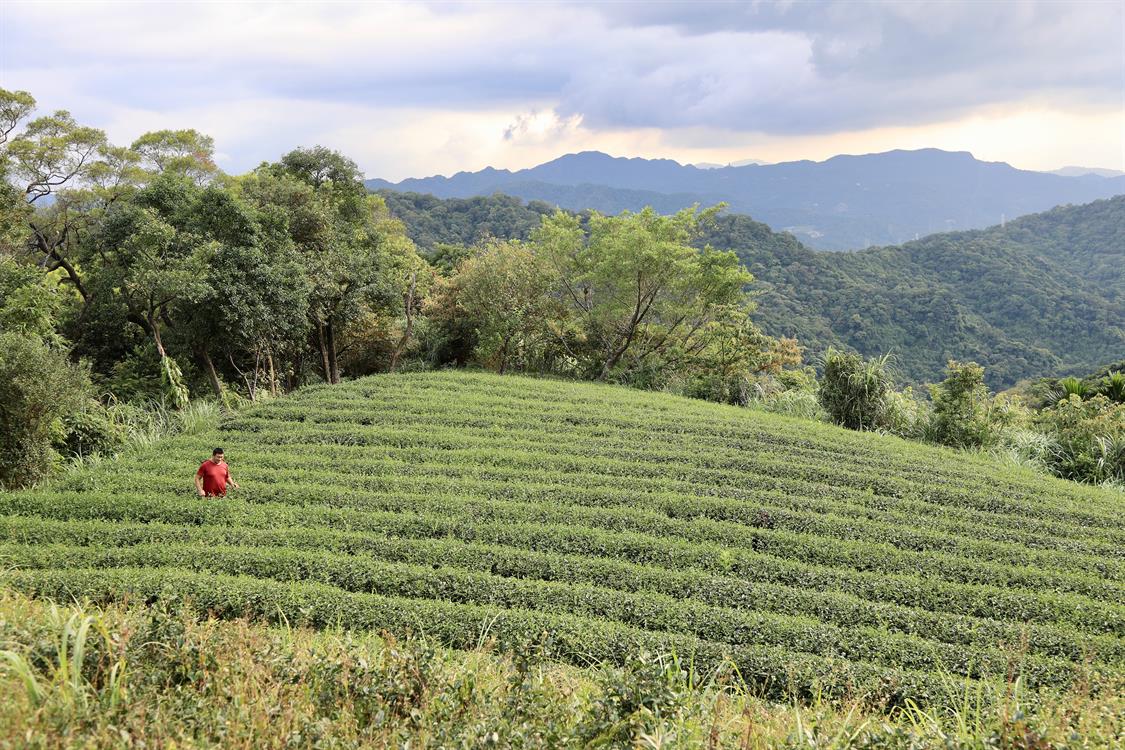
top-left (196, 460), bottom-right (230, 496)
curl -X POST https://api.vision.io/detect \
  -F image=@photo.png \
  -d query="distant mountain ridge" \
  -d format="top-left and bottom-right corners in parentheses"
top-left (1048, 166), bottom-right (1125, 178)
top-left (367, 148), bottom-right (1125, 250)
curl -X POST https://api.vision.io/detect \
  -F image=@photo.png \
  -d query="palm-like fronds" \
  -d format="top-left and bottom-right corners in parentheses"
top-left (1099, 371), bottom-right (1125, 403)
top-left (1050, 376), bottom-right (1089, 404)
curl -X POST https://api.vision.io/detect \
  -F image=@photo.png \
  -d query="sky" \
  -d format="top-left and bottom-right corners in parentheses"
top-left (1, 0), bottom-right (1123, 181)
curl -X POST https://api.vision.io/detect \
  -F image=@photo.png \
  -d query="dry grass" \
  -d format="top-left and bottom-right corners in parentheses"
top-left (1, 589), bottom-right (1121, 749)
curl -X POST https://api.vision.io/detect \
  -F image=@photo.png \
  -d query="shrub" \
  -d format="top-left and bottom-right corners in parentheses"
top-left (927, 361), bottom-right (996, 449)
top-left (883, 387), bottom-right (929, 439)
top-left (1098, 371), bottom-right (1125, 404)
top-left (817, 349), bottom-right (894, 431)
top-left (54, 402), bottom-right (125, 460)
top-left (1035, 394), bottom-right (1125, 484)
top-left (0, 332), bottom-right (91, 489)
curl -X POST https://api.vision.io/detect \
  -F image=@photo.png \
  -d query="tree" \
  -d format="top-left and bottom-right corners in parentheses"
top-left (131, 129), bottom-right (218, 184)
top-left (428, 241), bottom-right (560, 374)
top-left (818, 348), bottom-right (894, 431)
top-left (177, 185), bottom-right (310, 397)
top-left (0, 93), bottom-right (110, 298)
top-left (249, 150), bottom-right (414, 384)
top-left (87, 174), bottom-right (213, 405)
top-left (278, 145), bottom-right (364, 192)
top-left (0, 331), bottom-right (90, 489)
top-left (7, 109), bottom-right (106, 203)
top-left (534, 206), bottom-right (752, 381)
top-left (927, 360), bottom-right (995, 448)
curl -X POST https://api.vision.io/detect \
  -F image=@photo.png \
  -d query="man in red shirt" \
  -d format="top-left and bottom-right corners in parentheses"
top-left (195, 447), bottom-right (240, 497)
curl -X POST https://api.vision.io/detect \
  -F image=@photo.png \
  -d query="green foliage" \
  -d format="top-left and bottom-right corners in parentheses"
top-left (159, 355), bottom-right (190, 410)
top-left (1051, 376), bottom-right (1091, 405)
top-left (817, 349), bottom-right (894, 431)
top-left (5, 108), bottom-right (107, 203)
top-left (535, 206), bottom-right (755, 383)
top-left (1036, 395), bottom-right (1125, 485)
top-left (2, 372), bottom-right (1121, 712)
top-left (927, 361), bottom-right (996, 449)
top-left (699, 199), bottom-right (1125, 389)
top-left (5, 591), bottom-right (1119, 749)
top-left (0, 257), bottom-right (69, 343)
top-left (379, 191), bottom-right (556, 253)
top-left (129, 129), bottom-right (217, 183)
top-left (427, 240), bottom-right (561, 373)
top-left (0, 331), bottom-right (90, 488)
top-left (54, 402), bottom-right (125, 460)
top-left (579, 651), bottom-right (689, 746)
top-left (882, 387), bottom-right (929, 440)
top-left (1099, 371), bottom-right (1125, 404)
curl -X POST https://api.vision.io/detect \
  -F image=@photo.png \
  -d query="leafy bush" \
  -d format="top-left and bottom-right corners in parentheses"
top-left (54, 402), bottom-right (125, 460)
top-left (817, 349), bottom-right (894, 431)
top-left (0, 332), bottom-right (91, 489)
top-left (1036, 394), bottom-right (1125, 484)
top-left (1099, 371), bottom-right (1125, 404)
top-left (579, 651), bottom-right (690, 745)
top-left (882, 387), bottom-right (929, 440)
top-left (927, 361), bottom-right (996, 449)
top-left (1050, 376), bottom-right (1091, 405)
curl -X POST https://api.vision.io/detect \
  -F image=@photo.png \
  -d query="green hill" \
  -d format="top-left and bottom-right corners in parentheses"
top-left (2, 372), bottom-right (1123, 707)
top-left (381, 192), bottom-right (1125, 388)
top-left (703, 196), bottom-right (1125, 388)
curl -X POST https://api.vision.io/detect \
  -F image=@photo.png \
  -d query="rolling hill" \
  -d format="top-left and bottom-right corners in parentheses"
top-left (367, 149), bottom-right (1125, 250)
top-left (2, 371), bottom-right (1122, 708)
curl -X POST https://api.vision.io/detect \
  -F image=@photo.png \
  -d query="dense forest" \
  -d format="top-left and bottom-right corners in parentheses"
top-left (381, 190), bottom-right (1125, 389)
top-left (713, 198), bottom-right (1125, 389)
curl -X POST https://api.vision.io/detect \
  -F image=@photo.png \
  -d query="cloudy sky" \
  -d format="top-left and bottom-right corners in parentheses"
top-left (1, 1), bottom-right (1122, 180)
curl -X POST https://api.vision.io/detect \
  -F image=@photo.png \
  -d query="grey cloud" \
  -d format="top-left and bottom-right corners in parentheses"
top-left (2, 0), bottom-right (1121, 140)
top-left (567, 0), bottom-right (1124, 132)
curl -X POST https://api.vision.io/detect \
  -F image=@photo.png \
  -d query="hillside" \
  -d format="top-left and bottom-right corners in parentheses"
top-left (382, 193), bottom-right (1125, 388)
top-left (704, 196), bottom-right (1125, 388)
top-left (2, 372), bottom-right (1123, 707)
top-left (367, 149), bottom-right (1125, 250)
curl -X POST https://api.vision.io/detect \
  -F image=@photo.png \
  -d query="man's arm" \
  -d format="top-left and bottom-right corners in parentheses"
top-left (194, 472), bottom-right (206, 496)
top-left (226, 468), bottom-right (240, 490)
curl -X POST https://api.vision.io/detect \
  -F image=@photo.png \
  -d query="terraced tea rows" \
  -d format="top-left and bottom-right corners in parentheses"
top-left (2, 372), bottom-right (1123, 706)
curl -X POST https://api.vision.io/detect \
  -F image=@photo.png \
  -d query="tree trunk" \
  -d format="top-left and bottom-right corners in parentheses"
top-left (31, 222), bottom-right (88, 301)
top-left (325, 320), bottom-right (340, 385)
top-left (266, 348), bottom-right (278, 397)
top-left (198, 347), bottom-right (223, 397)
top-left (148, 311), bottom-right (167, 359)
top-left (315, 319), bottom-right (331, 383)
top-left (389, 270), bottom-right (418, 373)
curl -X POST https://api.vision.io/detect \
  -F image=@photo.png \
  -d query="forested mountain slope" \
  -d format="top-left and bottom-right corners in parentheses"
top-left (382, 192), bottom-right (1124, 388)
top-left (368, 149), bottom-right (1125, 250)
top-left (706, 196), bottom-right (1125, 387)
top-left (3, 372), bottom-right (1123, 708)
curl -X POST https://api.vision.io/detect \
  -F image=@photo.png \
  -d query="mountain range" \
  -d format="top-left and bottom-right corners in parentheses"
top-left (367, 149), bottom-right (1125, 251)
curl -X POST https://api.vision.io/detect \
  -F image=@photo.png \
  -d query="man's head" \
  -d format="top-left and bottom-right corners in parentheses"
top-left (211, 447), bottom-right (224, 463)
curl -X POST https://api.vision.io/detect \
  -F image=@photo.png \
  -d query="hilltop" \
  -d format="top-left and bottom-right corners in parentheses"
top-left (3, 371), bottom-right (1122, 708)
top-left (367, 149), bottom-right (1125, 250)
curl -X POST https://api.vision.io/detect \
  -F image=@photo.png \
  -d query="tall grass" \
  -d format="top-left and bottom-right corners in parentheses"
top-left (1, 590), bottom-right (1121, 749)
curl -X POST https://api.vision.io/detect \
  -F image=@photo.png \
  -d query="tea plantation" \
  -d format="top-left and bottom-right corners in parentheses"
top-left (1, 371), bottom-right (1122, 708)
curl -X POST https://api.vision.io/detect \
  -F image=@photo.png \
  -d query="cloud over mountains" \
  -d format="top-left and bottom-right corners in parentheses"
top-left (2, 1), bottom-right (1121, 177)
